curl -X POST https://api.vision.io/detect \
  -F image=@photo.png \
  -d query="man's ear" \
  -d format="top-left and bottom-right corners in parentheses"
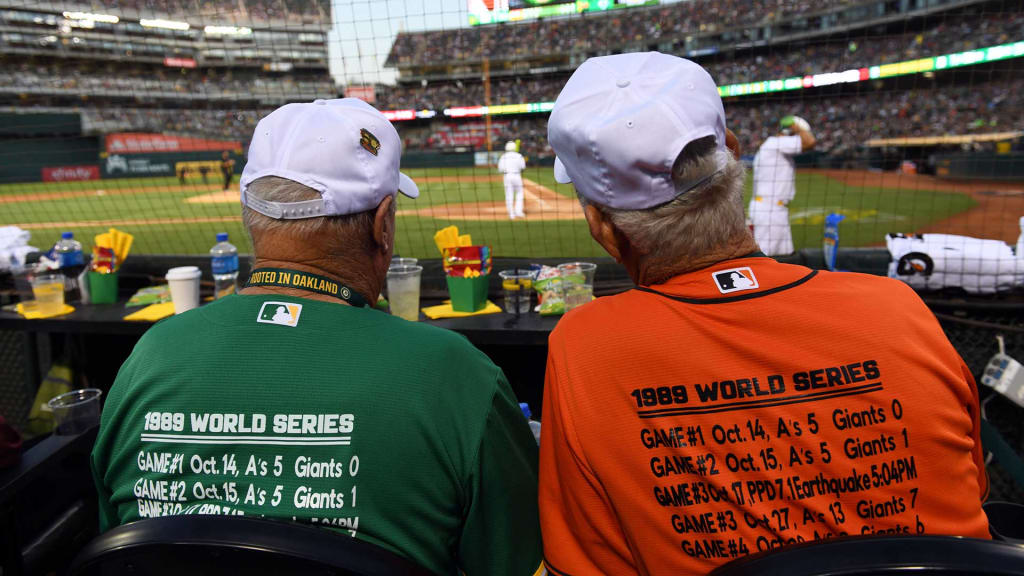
top-left (583, 204), bottom-right (623, 263)
top-left (725, 128), bottom-right (741, 160)
top-left (373, 195), bottom-right (394, 253)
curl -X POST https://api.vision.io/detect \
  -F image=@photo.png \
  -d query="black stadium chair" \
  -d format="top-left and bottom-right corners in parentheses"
top-left (709, 534), bottom-right (1024, 576)
top-left (69, 515), bottom-right (434, 576)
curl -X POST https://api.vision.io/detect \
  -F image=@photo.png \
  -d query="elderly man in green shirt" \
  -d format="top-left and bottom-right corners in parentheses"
top-left (91, 98), bottom-right (543, 576)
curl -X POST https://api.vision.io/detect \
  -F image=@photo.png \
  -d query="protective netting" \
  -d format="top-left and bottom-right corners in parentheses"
top-left (933, 305), bottom-right (1024, 502)
top-left (0, 0), bottom-right (1020, 264)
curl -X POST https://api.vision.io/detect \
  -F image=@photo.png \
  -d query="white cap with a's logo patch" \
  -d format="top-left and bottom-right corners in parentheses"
top-left (548, 52), bottom-right (727, 210)
top-left (241, 98), bottom-right (419, 219)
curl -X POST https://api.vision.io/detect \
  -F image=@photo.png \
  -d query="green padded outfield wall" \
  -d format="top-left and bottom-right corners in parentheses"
top-left (0, 136), bottom-right (100, 183)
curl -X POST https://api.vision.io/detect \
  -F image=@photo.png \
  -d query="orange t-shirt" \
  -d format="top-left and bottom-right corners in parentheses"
top-left (539, 256), bottom-right (989, 576)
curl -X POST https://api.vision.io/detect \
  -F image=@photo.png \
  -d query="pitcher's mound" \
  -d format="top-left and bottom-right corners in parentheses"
top-left (187, 190), bottom-right (240, 204)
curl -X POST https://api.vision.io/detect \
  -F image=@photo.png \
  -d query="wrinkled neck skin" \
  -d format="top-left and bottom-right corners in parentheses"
top-left (240, 237), bottom-right (385, 305)
top-left (629, 234), bottom-right (761, 287)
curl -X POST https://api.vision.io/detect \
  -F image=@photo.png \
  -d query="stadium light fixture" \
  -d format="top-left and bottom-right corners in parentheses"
top-left (62, 11), bottom-right (119, 24)
top-left (140, 19), bottom-right (191, 31)
top-left (204, 25), bottom-right (253, 36)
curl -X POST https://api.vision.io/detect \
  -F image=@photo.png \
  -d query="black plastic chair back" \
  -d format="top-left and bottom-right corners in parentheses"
top-left (69, 515), bottom-right (435, 576)
top-left (986, 501), bottom-right (1024, 544)
top-left (710, 534), bottom-right (1024, 576)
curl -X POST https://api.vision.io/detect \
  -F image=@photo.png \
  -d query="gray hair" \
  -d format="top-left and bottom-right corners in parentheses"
top-left (580, 136), bottom-right (748, 282)
top-left (242, 176), bottom-right (381, 255)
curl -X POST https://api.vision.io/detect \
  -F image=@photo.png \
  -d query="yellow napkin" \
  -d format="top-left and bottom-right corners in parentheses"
top-left (421, 300), bottom-right (502, 319)
top-left (16, 302), bottom-right (74, 319)
top-left (123, 302), bottom-right (176, 322)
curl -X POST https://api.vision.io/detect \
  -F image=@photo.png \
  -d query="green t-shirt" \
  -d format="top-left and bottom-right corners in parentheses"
top-left (91, 294), bottom-right (542, 576)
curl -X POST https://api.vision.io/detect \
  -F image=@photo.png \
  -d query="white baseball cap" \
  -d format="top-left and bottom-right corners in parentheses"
top-left (548, 52), bottom-right (727, 210)
top-left (241, 98), bottom-right (418, 219)
top-left (505, 141), bottom-right (517, 152)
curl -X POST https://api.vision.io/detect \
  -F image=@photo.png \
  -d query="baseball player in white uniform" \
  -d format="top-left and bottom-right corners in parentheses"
top-left (498, 140), bottom-right (526, 219)
top-left (749, 116), bottom-right (815, 256)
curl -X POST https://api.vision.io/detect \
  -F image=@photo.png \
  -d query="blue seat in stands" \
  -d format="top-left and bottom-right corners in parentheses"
top-left (69, 514), bottom-right (434, 576)
top-left (710, 534), bottom-right (1024, 576)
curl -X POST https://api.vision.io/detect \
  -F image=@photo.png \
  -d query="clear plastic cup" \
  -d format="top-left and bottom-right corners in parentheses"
top-left (30, 272), bottom-right (65, 316)
top-left (386, 265), bottom-right (423, 322)
top-left (166, 266), bottom-right (202, 314)
top-left (47, 388), bottom-right (103, 435)
top-left (558, 262), bottom-right (597, 311)
top-left (499, 269), bottom-right (534, 315)
top-left (390, 257), bottom-right (418, 268)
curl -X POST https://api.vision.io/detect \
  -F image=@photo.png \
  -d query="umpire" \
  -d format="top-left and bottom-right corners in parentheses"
top-left (539, 52), bottom-right (989, 575)
top-left (220, 150), bottom-right (235, 191)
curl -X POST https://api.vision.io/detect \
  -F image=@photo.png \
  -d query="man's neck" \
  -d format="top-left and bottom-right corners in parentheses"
top-left (240, 258), bottom-right (379, 305)
top-left (636, 236), bottom-right (761, 286)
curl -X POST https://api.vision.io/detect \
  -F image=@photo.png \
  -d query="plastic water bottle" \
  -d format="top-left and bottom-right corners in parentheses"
top-left (210, 232), bottom-right (239, 299)
top-left (54, 231), bottom-right (85, 302)
top-left (519, 402), bottom-right (541, 444)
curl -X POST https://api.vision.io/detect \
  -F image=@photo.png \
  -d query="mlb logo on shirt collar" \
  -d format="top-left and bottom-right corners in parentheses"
top-left (257, 301), bottom-right (302, 327)
top-left (713, 267), bottom-right (759, 294)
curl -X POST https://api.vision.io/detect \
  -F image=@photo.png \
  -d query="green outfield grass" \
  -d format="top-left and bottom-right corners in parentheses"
top-left (0, 167), bottom-right (975, 258)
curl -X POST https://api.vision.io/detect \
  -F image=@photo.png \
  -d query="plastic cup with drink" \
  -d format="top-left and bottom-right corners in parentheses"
top-left (387, 265), bottom-right (423, 322)
top-left (499, 269), bottom-right (534, 315)
top-left (558, 262), bottom-right (597, 311)
top-left (30, 273), bottom-right (66, 316)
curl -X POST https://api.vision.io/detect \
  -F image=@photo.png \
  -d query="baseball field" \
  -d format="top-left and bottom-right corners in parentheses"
top-left (0, 166), bottom-right (984, 259)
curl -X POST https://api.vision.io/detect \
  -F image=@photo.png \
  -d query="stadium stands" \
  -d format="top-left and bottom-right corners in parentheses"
top-left (5, 0), bottom-right (329, 24)
top-left (373, 11), bottom-right (1024, 111)
top-left (381, 74), bottom-right (1022, 161)
top-left (386, 0), bottom-right (862, 67)
top-left (0, 61), bottom-right (336, 104)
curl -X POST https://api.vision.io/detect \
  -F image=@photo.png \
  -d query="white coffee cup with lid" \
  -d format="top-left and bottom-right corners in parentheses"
top-left (166, 266), bottom-right (202, 314)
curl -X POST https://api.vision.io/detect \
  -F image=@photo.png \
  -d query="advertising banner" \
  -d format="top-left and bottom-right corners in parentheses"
top-left (163, 57), bottom-right (197, 68)
top-left (102, 154), bottom-right (174, 178)
top-left (430, 121), bottom-right (508, 149)
top-left (105, 132), bottom-right (240, 154)
top-left (41, 164), bottom-right (100, 182)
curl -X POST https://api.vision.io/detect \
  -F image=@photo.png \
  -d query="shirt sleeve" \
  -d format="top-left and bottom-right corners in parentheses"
top-left (458, 372), bottom-right (543, 576)
top-left (517, 156), bottom-right (526, 171)
top-left (539, 344), bottom-right (631, 575)
top-left (780, 134), bottom-right (803, 155)
top-left (498, 155), bottom-right (507, 173)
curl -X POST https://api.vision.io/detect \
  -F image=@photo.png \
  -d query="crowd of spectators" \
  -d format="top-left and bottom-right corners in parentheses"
top-left (58, 0), bottom-right (328, 24)
top-left (703, 11), bottom-right (1024, 84)
top-left (394, 76), bottom-right (1023, 159)
top-left (24, 70), bottom-right (1005, 158)
top-left (727, 76), bottom-right (1023, 155)
top-left (374, 11), bottom-right (1024, 111)
top-left (387, 0), bottom-right (889, 66)
top-left (52, 74), bottom-right (1020, 161)
top-left (0, 62), bottom-right (337, 103)
top-left (80, 107), bottom-right (267, 141)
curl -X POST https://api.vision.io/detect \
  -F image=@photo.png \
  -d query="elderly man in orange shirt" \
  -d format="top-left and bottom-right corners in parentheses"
top-left (539, 51), bottom-right (989, 576)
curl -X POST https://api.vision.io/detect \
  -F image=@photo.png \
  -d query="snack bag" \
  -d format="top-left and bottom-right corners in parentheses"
top-left (533, 266), bottom-right (565, 315)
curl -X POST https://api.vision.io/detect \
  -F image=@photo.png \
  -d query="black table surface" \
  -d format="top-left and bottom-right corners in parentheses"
top-left (0, 299), bottom-right (561, 346)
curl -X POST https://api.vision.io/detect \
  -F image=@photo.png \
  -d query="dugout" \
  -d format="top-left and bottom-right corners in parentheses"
top-left (866, 132), bottom-right (1024, 177)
